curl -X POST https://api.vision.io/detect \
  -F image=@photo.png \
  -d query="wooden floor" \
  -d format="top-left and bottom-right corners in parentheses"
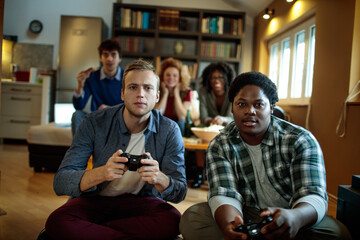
top-left (0, 142), bottom-right (337, 240)
top-left (0, 142), bottom-right (208, 240)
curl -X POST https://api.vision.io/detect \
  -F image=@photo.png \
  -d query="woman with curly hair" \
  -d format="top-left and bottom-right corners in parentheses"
top-left (190, 62), bottom-right (234, 188)
top-left (199, 62), bottom-right (234, 126)
top-left (155, 58), bottom-right (192, 135)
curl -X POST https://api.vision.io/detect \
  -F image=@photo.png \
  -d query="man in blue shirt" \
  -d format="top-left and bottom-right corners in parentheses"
top-left (45, 59), bottom-right (187, 239)
top-left (180, 71), bottom-right (351, 240)
top-left (71, 39), bottom-right (124, 135)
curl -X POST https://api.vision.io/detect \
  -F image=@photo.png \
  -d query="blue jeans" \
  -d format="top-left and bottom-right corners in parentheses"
top-left (71, 110), bottom-right (87, 136)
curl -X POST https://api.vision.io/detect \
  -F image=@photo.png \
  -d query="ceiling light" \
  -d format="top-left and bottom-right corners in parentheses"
top-left (263, 8), bottom-right (275, 20)
top-left (286, 0), bottom-right (294, 2)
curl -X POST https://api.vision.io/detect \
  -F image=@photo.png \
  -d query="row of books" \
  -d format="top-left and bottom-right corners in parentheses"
top-left (114, 8), bottom-right (155, 29)
top-left (201, 42), bottom-right (241, 58)
top-left (115, 37), bottom-right (241, 59)
top-left (159, 10), bottom-right (180, 31)
top-left (201, 17), bottom-right (243, 36)
top-left (115, 37), bottom-right (148, 53)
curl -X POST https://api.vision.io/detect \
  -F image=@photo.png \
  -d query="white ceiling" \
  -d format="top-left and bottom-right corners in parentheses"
top-left (224, 0), bottom-right (274, 17)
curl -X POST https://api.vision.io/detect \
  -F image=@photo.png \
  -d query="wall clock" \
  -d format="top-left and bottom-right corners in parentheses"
top-left (29, 20), bottom-right (43, 34)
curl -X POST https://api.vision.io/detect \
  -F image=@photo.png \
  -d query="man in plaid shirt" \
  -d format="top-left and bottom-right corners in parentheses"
top-left (180, 71), bottom-right (351, 240)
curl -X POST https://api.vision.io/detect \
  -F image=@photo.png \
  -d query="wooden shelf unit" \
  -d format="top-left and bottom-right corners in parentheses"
top-left (112, 3), bottom-right (245, 80)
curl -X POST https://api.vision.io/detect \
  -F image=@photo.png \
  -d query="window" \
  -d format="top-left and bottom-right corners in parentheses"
top-left (268, 17), bottom-right (315, 104)
top-left (305, 25), bottom-right (316, 98)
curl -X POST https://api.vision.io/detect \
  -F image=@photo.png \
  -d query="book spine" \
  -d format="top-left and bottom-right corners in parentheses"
top-left (217, 16), bottom-right (224, 34)
top-left (142, 12), bottom-right (150, 29)
top-left (238, 18), bottom-right (243, 36)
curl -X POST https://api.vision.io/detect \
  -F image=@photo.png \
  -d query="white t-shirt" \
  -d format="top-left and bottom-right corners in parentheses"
top-left (100, 129), bottom-right (146, 196)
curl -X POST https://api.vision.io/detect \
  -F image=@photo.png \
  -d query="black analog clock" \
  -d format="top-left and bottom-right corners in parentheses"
top-left (29, 20), bottom-right (43, 34)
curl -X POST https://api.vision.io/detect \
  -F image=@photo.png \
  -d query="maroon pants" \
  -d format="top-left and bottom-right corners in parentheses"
top-left (45, 194), bottom-right (181, 240)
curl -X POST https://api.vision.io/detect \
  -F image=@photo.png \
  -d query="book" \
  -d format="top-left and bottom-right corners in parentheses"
top-left (136, 11), bottom-right (142, 29)
top-left (238, 18), bottom-right (243, 36)
top-left (142, 12), bottom-right (150, 29)
top-left (170, 10), bottom-right (180, 31)
top-left (217, 16), bottom-right (224, 34)
top-left (159, 9), bottom-right (167, 30)
top-left (210, 17), bottom-right (217, 34)
top-left (223, 17), bottom-right (231, 34)
top-left (192, 63), bottom-right (198, 79)
top-left (202, 18), bottom-right (209, 33)
top-left (123, 8), bottom-right (131, 28)
top-left (236, 44), bottom-right (241, 58)
top-left (149, 12), bottom-right (156, 29)
top-left (114, 7), bottom-right (121, 27)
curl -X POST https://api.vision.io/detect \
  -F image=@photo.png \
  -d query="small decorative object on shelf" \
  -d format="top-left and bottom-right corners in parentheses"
top-left (174, 41), bottom-right (184, 55)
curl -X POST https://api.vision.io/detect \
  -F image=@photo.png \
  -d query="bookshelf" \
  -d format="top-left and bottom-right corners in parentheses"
top-left (112, 3), bottom-right (245, 82)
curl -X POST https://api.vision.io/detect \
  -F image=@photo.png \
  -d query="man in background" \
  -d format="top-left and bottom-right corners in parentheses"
top-left (71, 39), bottom-right (124, 135)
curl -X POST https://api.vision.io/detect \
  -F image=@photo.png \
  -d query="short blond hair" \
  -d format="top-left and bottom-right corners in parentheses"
top-left (122, 59), bottom-right (160, 91)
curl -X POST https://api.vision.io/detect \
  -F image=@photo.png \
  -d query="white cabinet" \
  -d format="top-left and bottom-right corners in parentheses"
top-left (0, 80), bottom-right (50, 139)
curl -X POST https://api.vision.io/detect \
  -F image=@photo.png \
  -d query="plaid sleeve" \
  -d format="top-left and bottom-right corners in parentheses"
top-left (206, 137), bottom-right (244, 204)
top-left (289, 131), bottom-right (327, 206)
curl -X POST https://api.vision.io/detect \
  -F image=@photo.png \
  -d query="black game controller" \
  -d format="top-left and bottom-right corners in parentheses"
top-left (234, 215), bottom-right (273, 238)
top-left (120, 153), bottom-right (149, 171)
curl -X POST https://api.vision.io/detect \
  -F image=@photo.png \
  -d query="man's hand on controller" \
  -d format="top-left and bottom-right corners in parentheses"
top-left (137, 153), bottom-right (160, 184)
top-left (103, 150), bottom-right (128, 181)
top-left (260, 208), bottom-right (301, 240)
top-left (223, 215), bottom-right (247, 240)
top-left (138, 152), bottom-right (170, 193)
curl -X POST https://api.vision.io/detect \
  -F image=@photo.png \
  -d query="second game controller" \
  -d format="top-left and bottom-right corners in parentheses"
top-left (234, 215), bottom-right (273, 238)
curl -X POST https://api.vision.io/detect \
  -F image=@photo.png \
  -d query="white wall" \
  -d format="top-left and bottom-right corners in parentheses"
top-left (3, 0), bottom-right (253, 72)
top-left (4, 0), bottom-right (117, 69)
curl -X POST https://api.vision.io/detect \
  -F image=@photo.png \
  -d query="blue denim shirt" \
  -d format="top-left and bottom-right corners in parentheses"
top-left (54, 104), bottom-right (187, 203)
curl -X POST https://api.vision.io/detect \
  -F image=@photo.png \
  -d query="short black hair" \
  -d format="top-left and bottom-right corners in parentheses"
top-left (201, 62), bottom-right (234, 92)
top-left (228, 71), bottom-right (279, 104)
top-left (98, 39), bottom-right (122, 57)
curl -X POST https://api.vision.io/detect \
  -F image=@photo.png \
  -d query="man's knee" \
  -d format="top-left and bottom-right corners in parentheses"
top-left (180, 202), bottom-right (223, 240)
top-left (298, 215), bottom-right (353, 240)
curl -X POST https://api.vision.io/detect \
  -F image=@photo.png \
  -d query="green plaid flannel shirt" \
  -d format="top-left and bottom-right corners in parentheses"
top-left (206, 116), bottom-right (327, 209)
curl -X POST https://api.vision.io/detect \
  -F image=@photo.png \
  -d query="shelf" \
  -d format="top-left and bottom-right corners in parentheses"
top-left (200, 56), bottom-right (240, 63)
top-left (113, 27), bottom-right (156, 36)
top-left (112, 3), bottom-right (245, 78)
top-left (158, 30), bottom-right (199, 39)
top-left (202, 33), bottom-right (242, 40)
top-left (159, 54), bottom-right (198, 61)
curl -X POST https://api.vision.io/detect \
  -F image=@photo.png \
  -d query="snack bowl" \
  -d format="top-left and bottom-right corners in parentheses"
top-left (191, 125), bottom-right (224, 142)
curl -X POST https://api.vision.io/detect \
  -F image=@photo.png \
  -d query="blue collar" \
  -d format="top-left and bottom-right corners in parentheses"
top-left (100, 66), bottom-right (121, 81)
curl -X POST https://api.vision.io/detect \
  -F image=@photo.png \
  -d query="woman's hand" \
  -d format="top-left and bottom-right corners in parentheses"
top-left (160, 81), bottom-right (169, 95)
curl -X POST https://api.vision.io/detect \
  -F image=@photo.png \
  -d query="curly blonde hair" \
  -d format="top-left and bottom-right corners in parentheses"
top-left (159, 58), bottom-right (191, 92)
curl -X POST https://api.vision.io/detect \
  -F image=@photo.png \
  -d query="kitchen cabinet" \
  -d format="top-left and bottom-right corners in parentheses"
top-left (0, 79), bottom-right (50, 140)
